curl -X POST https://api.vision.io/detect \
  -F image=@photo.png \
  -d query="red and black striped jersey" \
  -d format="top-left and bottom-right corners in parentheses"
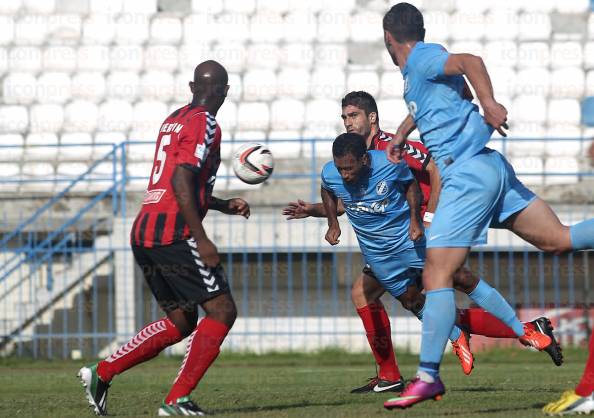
top-left (131, 104), bottom-right (221, 248)
top-left (370, 130), bottom-right (432, 216)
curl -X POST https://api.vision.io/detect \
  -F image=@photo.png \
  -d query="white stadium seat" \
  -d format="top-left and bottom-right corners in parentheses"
top-left (517, 42), bottom-right (550, 69)
top-left (483, 41), bottom-right (518, 68)
top-left (23, 0), bottom-right (55, 13)
top-left (449, 41), bottom-right (484, 57)
top-left (281, 43), bottom-right (314, 69)
top-left (77, 45), bottom-right (110, 72)
top-left (0, 16), bottom-right (14, 45)
top-left (317, 10), bottom-right (350, 43)
top-left (242, 69), bottom-right (277, 102)
top-left (47, 14), bottom-right (81, 44)
top-left (309, 68), bottom-right (346, 99)
top-left (57, 162), bottom-right (90, 192)
top-left (110, 45), bottom-right (144, 71)
top-left (544, 157), bottom-right (579, 185)
top-left (233, 131), bottom-right (267, 141)
top-left (106, 71), bottom-right (140, 101)
top-left (224, 0), bottom-right (255, 14)
top-left (377, 99), bottom-right (410, 132)
top-left (115, 13), bottom-right (150, 45)
top-left (127, 162), bottom-right (152, 191)
top-left (0, 134), bottom-right (24, 160)
top-left (219, 139), bottom-right (234, 160)
top-left (283, 12), bottom-right (317, 42)
top-left (217, 13), bottom-right (250, 42)
top-left (87, 161), bottom-right (118, 193)
top-left (216, 100), bottom-right (237, 131)
top-left (545, 124), bottom-right (582, 157)
top-left (191, 0), bottom-right (223, 13)
top-left (173, 73), bottom-right (188, 99)
top-left (9, 46), bottom-right (42, 72)
top-left (257, 0), bottom-right (290, 14)
top-left (514, 68), bottom-right (550, 97)
top-left (380, 71), bottom-right (404, 99)
top-left (22, 162), bottom-right (55, 192)
top-left (0, 0), bottom-right (22, 14)
top-left (25, 132), bottom-right (58, 160)
top-left (82, 15), bottom-right (116, 44)
top-left (548, 99), bottom-right (581, 125)
top-left (287, 0), bottom-right (324, 13)
top-left (127, 142), bottom-right (155, 161)
top-left (144, 45), bottom-right (178, 72)
top-left (270, 99), bottom-right (306, 131)
top-left (59, 133), bottom-right (93, 161)
top-left (15, 15), bottom-right (48, 45)
top-left (554, 0), bottom-right (589, 13)
top-left (250, 12), bottom-right (284, 43)
top-left (301, 131), bottom-right (336, 158)
top-left (36, 72), bottom-right (71, 104)
top-left (43, 46), bottom-right (77, 71)
top-left (550, 67), bottom-right (585, 98)
top-left (314, 44), bottom-right (348, 68)
top-left (0, 163), bottom-right (21, 191)
top-left (95, 132), bottom-right (126, 147)
top-left (226, 73), bottom-right (242, 101)
top-left (585, 43), bottom-right (594, 69)
top-left (0, 106), bottom-right (28, 133)
top-left (347, 72), bottom-right (380, 98)
top-left (587, 71), bottom-right (594, 96)
top-left (150, 16), bottom-right (182, 44)
top-left (513, 95), bottom-right (547, 123)
top-left (211, 42), bottom-right (246, 73)
top-left (506, 122), bottom-right (546, 157)
top-left (0, 48), bottom-right (6, 76)
top-left (237, 102), bottom-right (269, 131)
top-left (590, 14), bottom-right (594, 40)
top-left (122, 0), bottom-right (156, 14)
top-left (29, 104), bottom-right (64, 133)
top-left (3, 72), bottom-right (37, 105)
top-left (89, 0), bottom-right (122, 13)
top-left (551, 42), bottom-right (583, 68)
top-left (97, 100), bottom-right (133, 132)
top-left (183, 14), bottom-right (218, 44)
top-left (267, 131), bottom-right (302, 158)
top-left (71, 72), bottom-right (106, 102)
top-left (518, 13), bottom-right (551, 41)
top-left (423, 11), bottom-right (450, 42)
top-left (522, 0), bottom-right (555, 12)
top-left (305, 99), bottom-right (339, 130)
top-left (178, 43), bottom-right (211, 72)
top-left (139, 71), bottom-right (174, 101)
top-left (456, 0), bottom-right (490, 12)
top-left (63, 100), bottom-right (99, 133)
top-left (131, 101), bottom-right (168, 135)
top-left (484, 11), bottom-right (518, 41)
top-left (277, 68), bottom-right (310, 99)
top-left (450, 12), bottom-right (485, 41)
top-left (246, 43), bottom-right (281, 70)
top-left (510, 156), bottom-right (543, 186)
top-left (349, 11), bottom-right (383, 43)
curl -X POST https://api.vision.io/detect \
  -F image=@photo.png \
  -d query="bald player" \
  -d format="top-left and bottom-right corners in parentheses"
top-left (78, 60), bottom-right (249, 416)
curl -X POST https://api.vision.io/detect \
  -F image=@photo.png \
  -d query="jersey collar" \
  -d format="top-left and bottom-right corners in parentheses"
top-left (401, 41), bottom-right (423, 77)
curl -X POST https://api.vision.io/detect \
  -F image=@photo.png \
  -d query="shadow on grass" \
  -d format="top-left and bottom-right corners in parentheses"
top-left (211, 399), bottom-right (352, 415)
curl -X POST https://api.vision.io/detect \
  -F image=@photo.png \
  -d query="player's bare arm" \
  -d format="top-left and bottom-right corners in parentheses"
top-left (171, 165), bottom-right (220, 267)
top-left (282, 199), bottom-right (345, 219)
top-left (444, 53), bottom-right (508, 137)
top-left (209, 196), bottom-right (250, 219)
top-left (386, 114), bottom-right (416, 164)
top-left (424, 159), bottom-right (441, 227)
top-left (404, 178), bottom-right (423, 242)
top-left (321, 187), bottom-right (341, 245)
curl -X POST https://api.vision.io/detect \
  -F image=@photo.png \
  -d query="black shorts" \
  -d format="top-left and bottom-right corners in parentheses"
top-left (132, 239), bottom-right (231, 313)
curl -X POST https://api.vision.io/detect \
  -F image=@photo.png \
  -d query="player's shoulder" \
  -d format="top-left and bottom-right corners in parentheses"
top-left (409, 42), bottom-right (448, 66)
top-left (322, 160), bottom-right (338, 177)
top-left (374, 130), bottom-right (394, 151)
top-left (368, 149), bottom-right (391, 168)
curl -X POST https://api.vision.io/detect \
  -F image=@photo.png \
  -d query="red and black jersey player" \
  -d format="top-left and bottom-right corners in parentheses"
top-left (78, 61), bottom-right (249, 417)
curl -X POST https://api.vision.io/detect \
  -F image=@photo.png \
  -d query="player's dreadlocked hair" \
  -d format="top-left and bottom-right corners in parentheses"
top-left (341, 91), bottom-right (379, 121)
top-left (332, 133), bottom-right (367, 160)
top-left (383, 2), bottom-right (425, 43)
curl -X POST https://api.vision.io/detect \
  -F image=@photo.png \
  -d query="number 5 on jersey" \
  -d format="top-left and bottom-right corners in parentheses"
top-left (152, 134), bottom-right (171, 185)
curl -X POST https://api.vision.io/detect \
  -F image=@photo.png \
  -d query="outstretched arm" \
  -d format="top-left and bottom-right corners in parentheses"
top-left (386, 114), bottom-right (417, 164)
top-left (208, 196), bottom-right (250, 218)
top-left (282, 199), bottom-right (345, 219)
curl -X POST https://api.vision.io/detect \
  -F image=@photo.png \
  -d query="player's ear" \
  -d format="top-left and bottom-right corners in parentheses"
top-left (189, 81), bottom-right (195, 94)
top-left (362, 153), bottom-right (370, 166)
top-left (368, 112), bottom-right (377, 124)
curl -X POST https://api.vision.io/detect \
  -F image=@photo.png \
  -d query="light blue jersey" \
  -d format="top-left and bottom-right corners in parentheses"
top-left (321, 150), bottom-right (425, 297)
top-left (402, 42), bottom-right (494, 174)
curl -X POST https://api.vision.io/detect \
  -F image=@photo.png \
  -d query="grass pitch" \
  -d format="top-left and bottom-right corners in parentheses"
top-left (0, 348), bottom-right (587, 418)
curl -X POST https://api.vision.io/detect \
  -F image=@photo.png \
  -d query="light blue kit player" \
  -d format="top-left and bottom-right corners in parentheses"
top-left (381, 2), bottom-right (594, 410)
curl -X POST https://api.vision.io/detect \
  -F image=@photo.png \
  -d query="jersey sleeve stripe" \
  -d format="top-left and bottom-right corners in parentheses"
top-left (194, 113), bottom-right (217, 169)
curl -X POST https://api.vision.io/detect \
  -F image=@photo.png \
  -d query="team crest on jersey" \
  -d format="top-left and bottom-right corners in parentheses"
top-left (404, 77), bottom-right (410, 94)
top-left (376, 180), bottom-right (388, 196)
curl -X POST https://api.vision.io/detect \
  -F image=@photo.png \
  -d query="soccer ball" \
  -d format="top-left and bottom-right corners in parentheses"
top-left (232, 143), bottom-right (274, 185)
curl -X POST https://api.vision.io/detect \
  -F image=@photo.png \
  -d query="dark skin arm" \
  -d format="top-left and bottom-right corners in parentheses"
top-left (405, 178), bottom-right (423, 242)
top-left (321, 187), bottom-right (341, 245)
top-left (423, 158), bottom-right (441, 226)
top-left (386, 114), bottom-right (416, 164)
top-left (208, 195), bottom-right (250, 218)
top-left (282, 199), bottom-right (345, 219)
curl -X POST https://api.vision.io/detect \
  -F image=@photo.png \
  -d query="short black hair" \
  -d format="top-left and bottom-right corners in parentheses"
top-left (383, 2), bottom-right (425, 43)
top-left (332, 133), bottom-right (367, 159)
top-left (341, 91), bottom-right (379, 120)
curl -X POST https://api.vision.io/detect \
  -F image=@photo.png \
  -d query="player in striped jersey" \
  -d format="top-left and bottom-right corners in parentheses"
top-left (78, 61), bottom-right (248, 416)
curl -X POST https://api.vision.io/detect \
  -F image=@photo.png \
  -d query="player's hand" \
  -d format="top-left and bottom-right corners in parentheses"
top-left (482, 99), bottom-right (509, 137)
top-left (282, 200), bottom-right (312, 220)
top-left (223, 198), bottom-right (250, 219)
top-left (409, 219), bottom-right (424, 242)
top-left (386, 134), bottom-right (406, 164)
top-left (325, 225), bottom-right (341, 245)
top-left (196, 238), bottom-right (220, 268)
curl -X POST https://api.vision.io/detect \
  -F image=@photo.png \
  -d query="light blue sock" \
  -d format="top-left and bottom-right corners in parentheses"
top-left (417, 288), bottom-right (456, 379)
top-left (570, 219), bottom-right (594, 250)
top-left (469, 279), bottom-right (524, 337)
top-left (414, 302), bottom-right (461, 341)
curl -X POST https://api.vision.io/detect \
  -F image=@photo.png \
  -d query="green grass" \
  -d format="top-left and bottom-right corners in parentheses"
top-left (0, 348), bottom-right (588, 418)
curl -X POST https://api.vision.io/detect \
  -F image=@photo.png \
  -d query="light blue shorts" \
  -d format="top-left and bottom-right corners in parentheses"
top-left (365, 245), bottom-right (426, 298)
top-left (426, 148), bottom-right (536, 248)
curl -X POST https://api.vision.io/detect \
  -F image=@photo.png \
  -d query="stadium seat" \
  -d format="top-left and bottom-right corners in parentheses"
top-left (277, 68), bottom-right (310, 99)
top-left (150, 16), bottom-right (182, 44)
top-left (122, 0), bottom-right (156, 14)
top-left (131, 101), bottom-right (168, 136)
top-left (450, 12), bottom-right (485, 41)
top-left (246, 43), bottom-right (281, 70)
top-left (8, 46), bottom-right (42, 72)
top-left (585, 43), bottom-right (594, 69)
top-left (144, 45), bottom-right (178, 72)
top-left (513, 95), bottom-right (547, 123)
top-left (242, 69), bottom-right (277, 102)
top-left (36, 72), bottom-right (71, 104)
top-left (449, 41), bottom-right (484, 57)
top-left (128, 142), bottom-right (155, 161)
top-left (280, 43), bottom-right (314, 69)
top-left (88, 161), bottom-right (118, 193)
top-left (0, 48), bottom-right (6, 75)
top-left (304, 99), bottom-right (340, 131)
top-left (517, 42), bottom-right (550, 68)
top-left (347, 72), bottom-right (380, 98)
top-left (314, 44), bottom-right (348, 68)
top-left (283, 11), bottom-right (317, 42)
top-left (77, 45), bottom-right (110, 72)
top-left (483, 41), bottom-right (518, 68)
top-left (380, 71), bottom-right (404, 99)
top-left (213, 161), bottom-right (229, 191)
top-left (3, 72), bottom-right (37, 105)
top-left (317, 10), bottom-right (350, 43)
top-left (550, 67), bottom-right (585, 98)
top-left (0, 106), bottom-right (28, 133)
top-left (510, 156), bottom-right (544, 186)
top-left (301, 130), bottom-right (336, 158)
top-left (518, 13), bottom-right (551, 41)
top-left (456, 0), bottom-right (490, 12)
top-left (0, 1), bottom-right (22, 14)
top-left (15, 15), bottom-right (48, 45)
top-left (59, 132), bottom-right (93, 160)
top-left (548, 99), bottom-right (581, 125)
top-left (250, 12), bottom-right (284, 43)
top-left (287, 0), bottom-right (324, 13)
top-left (82, 15), bottom-right (116, 44)
top-left (267, 131), bottom-right (302, 158)
top-left (423, 11), bottom-right (450, 42)
top-left (219, 139), bottom-right (235, 160)
top-left (226, 73), bottom-right (242, 101)
top-left (191, 0), bottom-right (223, 13)
top-left (545, 124), bottom-right (582, 156)
top-left (47, 14), bottom-right (81, 44)
top-left (551, 42), bottom-right (583, 68)
top-left (217, 12), bottom-right (250, 42)
top-left (309, 68), bottom-right (346, 99)
top-left (29, 104), bottom-right (63, 133)
top-left (178, 43), bottom-right (211, 72)
top-left (515, 68), bottom-right (550, 97)
top-left (484, 12), bottom-right (518, 41)
top-left (544, 157), bottom-right (579, 185)
top-left (43, 46), bottom-right (77, 71)
top-left (183, 14), bottom-right (218, 44)
top-left (377, 99), bottom-right (411, 131)
top-left (127, 162), bottom-right (151, 191)
top-left (0, 163), bottom-right (21, 192)
top-left (587, 72), bottom-right (594, 96)
top-left (349, 11), bottom-right (383, 43)
top-left (270, 99), bottom-right (306, 131)
top-left (110, 45), bottom-right (143, 71)
top-left (106, 71), bottom-right (140, 101)
top-left (0, 134), bottom-right (24, 160)
top-left (140, 71), bottom-right (174, 101)
top-left (95, 132), bottom-right (126, 148)
top-left (97, 100), bottom-right (133, 132)
top-left (71, 72), bottom-right (106, 102)
top-left (115, 13), bottom-right (150, 45)
top-left (0, 16), bottom-right (14, 45)
top-left (23, 0), bottom-right (55, 13)
top-left (521, 0), bottom-right (554, 12)
top-left (211, 42), bottom-right (246, 73)
top-left (506, 122), bottom-right (547, 157)
top-left (234, 130), bottom-right (267, 142)
top-left (554, 0), bottom-right (589, 13)
top-left (224, 0), bottom-right (255, 14)
top-left (257, 0), bottom-right (290, 14)
top-left (21, 162), bottom-right (55, 192)
top-left (57, 162), bottom-right (91, 192)
top-left (589, 14), bottom-right (594, 40)
top-left (237, 102), bottom-right (269, 131)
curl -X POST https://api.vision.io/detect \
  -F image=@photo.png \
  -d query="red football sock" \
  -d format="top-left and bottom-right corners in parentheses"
top-left (576, 331), bottom-right (594, 396)
top-left (356, 303), bottom-right (400, 381)
top-left (165, 318), bottom-right (230, 404)
top-left (458, 308), bottom-right (518, 338)
top-left (97, 317), bottom-right (183, 382)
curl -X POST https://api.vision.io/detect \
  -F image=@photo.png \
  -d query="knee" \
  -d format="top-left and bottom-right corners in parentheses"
top-left (350, 279), bottom-right (366, 307)
top-left (204, 295), bottom-right (237, 328)
top-left (398, 291), bottom-right (425, 316)
top-left (168, 309), bottom-right (198, 338)
top-left (453, 268), bottom-right (478, 294)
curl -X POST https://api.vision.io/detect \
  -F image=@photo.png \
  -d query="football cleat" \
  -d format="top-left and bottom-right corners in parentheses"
top-left (78, 364), bottom-right (110, 416)
top-left (519, 317), bottom-right (563, 366)
top-left (158, 396), bottom-right (207, 416)
top-left (451, 329), bottom-right (474, 375)
top-left (350, 376), bottom-right (405, 393)
top-left (383, 376), bottom-right (445, 409)
top-left (543, 390), bottom-right (594, 416)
